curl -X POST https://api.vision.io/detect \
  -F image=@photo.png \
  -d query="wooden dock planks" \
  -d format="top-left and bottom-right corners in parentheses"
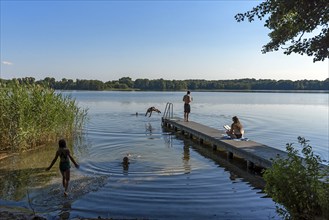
top-left (162, 117), bottom-right (288, 169)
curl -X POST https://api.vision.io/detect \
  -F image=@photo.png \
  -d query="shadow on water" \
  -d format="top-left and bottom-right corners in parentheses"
top-left (0, 167), bottom-right (53, 201)
top-left (162, 127), bottom-right (267, 190)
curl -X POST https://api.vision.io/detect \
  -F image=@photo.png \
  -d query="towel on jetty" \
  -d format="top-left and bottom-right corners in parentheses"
top-left (222, 135), bottom-right (249, 141)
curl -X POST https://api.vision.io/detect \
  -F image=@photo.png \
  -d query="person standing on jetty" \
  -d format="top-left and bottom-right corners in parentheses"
top-left (183, 90), bottom-right (192, 122)
top-left (46, 139), bottom-right (79, 196)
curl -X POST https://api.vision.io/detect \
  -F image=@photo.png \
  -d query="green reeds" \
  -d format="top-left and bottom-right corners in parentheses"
top-left (0, 80), bottom-right (87, 151)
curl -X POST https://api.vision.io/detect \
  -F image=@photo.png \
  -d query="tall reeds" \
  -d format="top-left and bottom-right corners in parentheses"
top-left (0, 80), bottom-right (87, 151)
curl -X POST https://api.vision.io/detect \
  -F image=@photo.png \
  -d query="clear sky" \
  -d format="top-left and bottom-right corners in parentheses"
top-left (1, 0), bottom-right (328, 81)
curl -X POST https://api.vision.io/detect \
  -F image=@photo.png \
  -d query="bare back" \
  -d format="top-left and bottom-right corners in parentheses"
top-left (57, 148), bottom-right (70, 163)
top-left (232, 123), bottom-right (244, 135)
top-left (183, 95), bottom-right (191, 104)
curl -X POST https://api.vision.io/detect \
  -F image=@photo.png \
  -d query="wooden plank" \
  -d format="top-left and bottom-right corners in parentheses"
top-left (162, 117), bottom-right (288, 168)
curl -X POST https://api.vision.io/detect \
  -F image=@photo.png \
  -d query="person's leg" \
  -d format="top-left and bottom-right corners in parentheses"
top-left (235, 134), bottom-right (242, 139)
top-left (226, 130), bottom-right (235, 138)
top-left (229, 133), bottom-right (237, 139)
top-left (60, 170), bottom-right (65, 188)
top-left (186, 105), bottom-right (190, 122)
top-left (63, 169), bottom-right (70, 195)
top-left (184, 104), bottom-right (187, 121)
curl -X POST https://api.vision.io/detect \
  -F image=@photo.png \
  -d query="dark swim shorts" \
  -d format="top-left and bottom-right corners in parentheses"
top-left (184, 103), bottom-right (190, 113)
top-left (60, 161), bottom-right (71, 172)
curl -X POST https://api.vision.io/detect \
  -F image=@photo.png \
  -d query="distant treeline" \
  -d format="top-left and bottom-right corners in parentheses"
top-left (1, 77), bottom-right (328, 91)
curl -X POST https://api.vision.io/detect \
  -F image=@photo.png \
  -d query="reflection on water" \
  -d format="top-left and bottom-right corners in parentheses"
top-left (0, 145), bottom-right (57, 201)
top-left (58, 201), bottom-right (71, 220)
top-left (178, 135), bottom-right (267, 189)
top-left (182, 144), bottom-right (191, 174)
top-left (145, 122), bottom-right (153, 137)
top-left (0, 167), bottom-right (51, 201)
top-left (1, 91), bottom-right (327, 219)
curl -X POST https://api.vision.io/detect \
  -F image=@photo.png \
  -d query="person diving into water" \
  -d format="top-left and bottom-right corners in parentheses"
top-left (145, 106), bottom-right (161, 117)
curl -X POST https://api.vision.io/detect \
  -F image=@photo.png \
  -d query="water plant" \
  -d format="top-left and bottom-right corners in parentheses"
top-left (0, 80), bottom-right (87, 151)
top-left (263, 137), bottom-right (329, 220)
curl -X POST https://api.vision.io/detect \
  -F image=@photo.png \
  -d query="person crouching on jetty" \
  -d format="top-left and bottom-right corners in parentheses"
top-left (226, 116), bottom-right (244, 139)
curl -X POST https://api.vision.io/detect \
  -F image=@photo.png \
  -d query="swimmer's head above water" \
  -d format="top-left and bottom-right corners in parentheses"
top-left (122, 156), bottom-right (129, 165)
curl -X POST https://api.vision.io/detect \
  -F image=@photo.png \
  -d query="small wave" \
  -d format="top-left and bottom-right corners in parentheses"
top-left (28, 174), bottom-right (109, 213)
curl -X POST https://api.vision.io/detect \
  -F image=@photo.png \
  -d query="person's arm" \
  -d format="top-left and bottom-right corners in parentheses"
top-left (68, 150), bottom-right (79, 168)
top-left (240, 125), bottom-right (245, 135)
top-left (46, 151), bottom-right (59, 171)
top-left (229, 123), bottom-right (235, 134)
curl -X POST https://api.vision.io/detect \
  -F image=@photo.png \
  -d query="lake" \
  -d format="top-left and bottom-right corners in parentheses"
top-left (0, 91), bottom-right (328, 219)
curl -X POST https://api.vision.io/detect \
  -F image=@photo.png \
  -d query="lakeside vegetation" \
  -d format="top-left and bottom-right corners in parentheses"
top-left (1, 77), bottom-right (328, 91)
top-left (0, 80), bottom-right (87, 152)
top-left (263, 137), bottom-right (329, 220)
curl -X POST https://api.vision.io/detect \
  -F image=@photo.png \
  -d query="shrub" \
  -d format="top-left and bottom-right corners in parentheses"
top-left (0, 81), bottom-right (87, 151)
top-left (263, 137), bottom-right (329, 219)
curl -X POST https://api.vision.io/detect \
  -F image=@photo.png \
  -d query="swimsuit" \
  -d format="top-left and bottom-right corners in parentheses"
top-left (58, 149), bottom-right (71, 172)
top-left (60, 161), bottom-right (71, 172)
top-left (183, 94), bottom-right (191, 113)
top-left (184, 103), bottom-right (190, 113)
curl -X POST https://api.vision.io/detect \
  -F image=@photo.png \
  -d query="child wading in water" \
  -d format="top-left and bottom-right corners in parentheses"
top-left (46, 139), bottom-right (79, 196)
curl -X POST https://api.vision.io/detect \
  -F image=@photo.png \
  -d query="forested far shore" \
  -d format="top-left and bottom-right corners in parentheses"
top-left (1, 77), bottom-right (328, 91)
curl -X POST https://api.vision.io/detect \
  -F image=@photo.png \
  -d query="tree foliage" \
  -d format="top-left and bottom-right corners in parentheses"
top-left (1, 77), bottom-right (328, 91)
top-left (235, 0), bottom-right (329, 62)
top-left (263, 137), bottom-right (329, 219)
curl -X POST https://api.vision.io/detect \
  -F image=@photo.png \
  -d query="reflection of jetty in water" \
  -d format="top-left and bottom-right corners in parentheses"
top-left (161, 129), bottom-right (174, 148)
top-left (164, 126), bottom-right (266, 189)
top-left (162, 117), bottom-right (289, 168)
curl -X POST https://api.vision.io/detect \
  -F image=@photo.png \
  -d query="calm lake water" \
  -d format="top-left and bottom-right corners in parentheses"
top-left (0, 91), bottom-right (328, 219)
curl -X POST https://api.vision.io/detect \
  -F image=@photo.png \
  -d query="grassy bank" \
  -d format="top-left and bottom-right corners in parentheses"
top-left (0, 81), bottom-right (87, 152)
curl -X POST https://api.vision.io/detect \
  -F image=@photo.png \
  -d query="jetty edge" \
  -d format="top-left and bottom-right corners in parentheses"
top-left (161, 114), bottom-right (329, 174)
top-left (161, 116), bottom-right (288, 169)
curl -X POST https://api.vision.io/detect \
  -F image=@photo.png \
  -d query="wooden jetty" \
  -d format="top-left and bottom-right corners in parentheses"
top-left (162, 116), bottom-right (288, 169)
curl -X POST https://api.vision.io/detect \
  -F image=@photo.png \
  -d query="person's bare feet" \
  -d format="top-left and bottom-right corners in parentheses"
top-left (64, 191), bottom-right (68, 197)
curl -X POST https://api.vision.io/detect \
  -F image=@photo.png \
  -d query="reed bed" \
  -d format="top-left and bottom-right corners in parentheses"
top-left (0, 81), bottom-right (87, 151)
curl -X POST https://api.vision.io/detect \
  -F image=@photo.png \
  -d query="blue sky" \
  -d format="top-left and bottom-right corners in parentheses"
top-left (1, 0), bottom-right (328, 81)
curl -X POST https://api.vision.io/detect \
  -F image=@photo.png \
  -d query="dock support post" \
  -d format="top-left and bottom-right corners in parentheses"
top-left (227, 152), bottom-right (233, 159)
top-left (200, 139), bottom-right (204, 144)
top-left (212, 144), bottom-right (217, 151)
top-left (181, 130), bottom-right (185, 135)
top-left (189, 134), bottom-right (193, 139)
top-left (174, 127), bottom-right (178, 132)
top-left (247, 161), bottom-right (255, 169)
